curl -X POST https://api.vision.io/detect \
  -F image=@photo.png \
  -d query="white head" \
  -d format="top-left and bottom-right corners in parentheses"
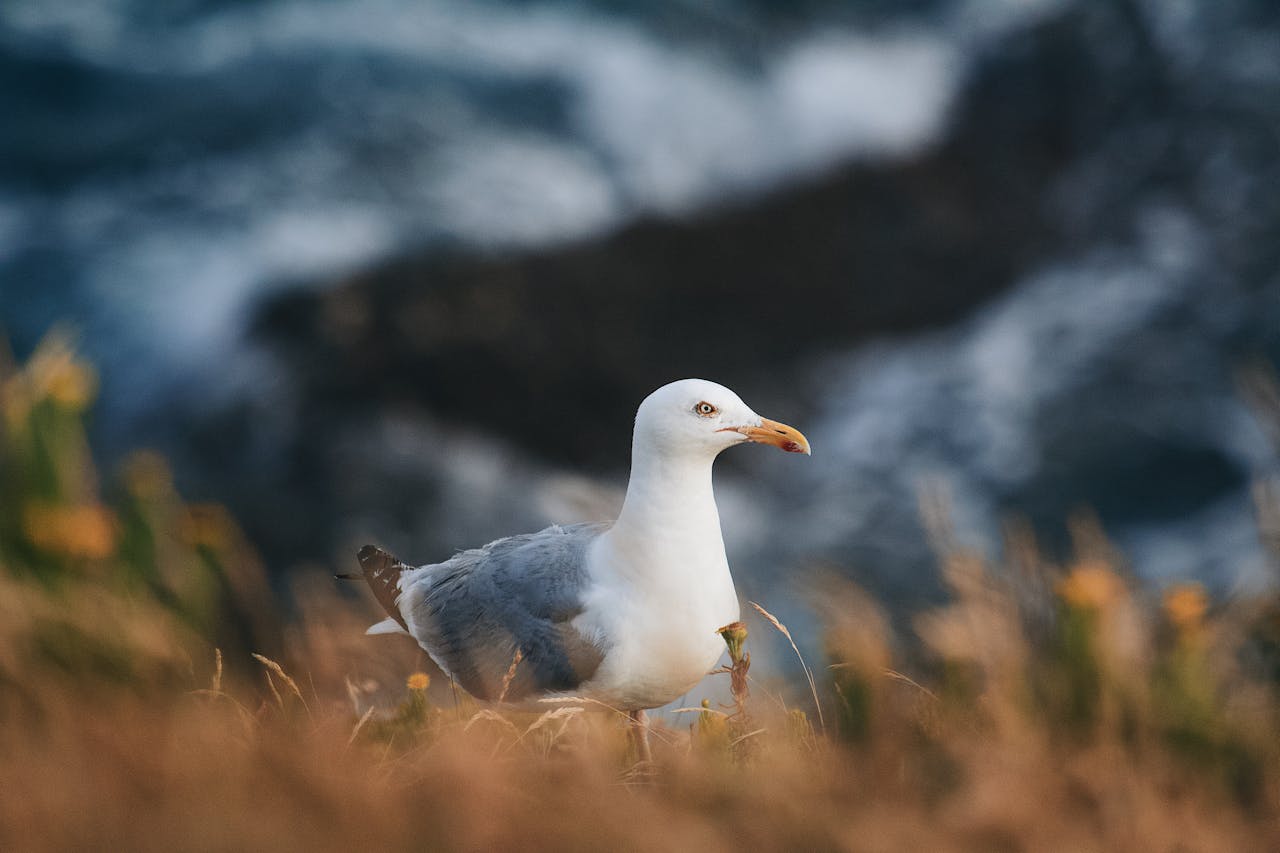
top-left (632, 378), bottom-right (811, 460)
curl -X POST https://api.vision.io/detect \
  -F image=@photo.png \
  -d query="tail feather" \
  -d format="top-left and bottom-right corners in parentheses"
top-left (356, 545), bottom-right (410, 632)
top-left (365, 617), bottom-right (409, 636)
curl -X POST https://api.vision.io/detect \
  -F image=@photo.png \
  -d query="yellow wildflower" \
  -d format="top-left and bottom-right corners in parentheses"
top-left (716, 621), bottom-right (748, 665)
top-left (46, 359), bottom-right (97, 411)
top-left (21, 334), bottom-right (96, 411)
top-left (1057, 560), bottom-right (1124, 611)
top-left (1163, 583), bottom-right (1209, 633)
top-left (23, 502), bottom-right (117, 559)
top-left (406, 672), bottom-right (430, 691)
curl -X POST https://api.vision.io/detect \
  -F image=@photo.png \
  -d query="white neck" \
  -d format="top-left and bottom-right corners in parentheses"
top-left (583, 428), bottom-right (742, 708)
top-left (607, 439), bottom-right (727, 575)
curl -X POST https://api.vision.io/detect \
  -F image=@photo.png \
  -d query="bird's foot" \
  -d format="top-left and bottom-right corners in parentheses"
top-left (619, 708), bottom-right (659, 785)
top-left (627, 708), bottom-right (653, 762)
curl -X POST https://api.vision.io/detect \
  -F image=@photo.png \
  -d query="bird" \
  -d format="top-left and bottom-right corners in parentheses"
top-left (344, 378), bottom-right (809, 760)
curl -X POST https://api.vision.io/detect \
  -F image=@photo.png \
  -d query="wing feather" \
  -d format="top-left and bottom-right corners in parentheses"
top-left (399, 522), bottom-right (609, 702)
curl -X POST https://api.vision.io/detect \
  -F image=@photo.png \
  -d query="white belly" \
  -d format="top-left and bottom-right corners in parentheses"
top-left (573, 556), bottom-right (741, 710)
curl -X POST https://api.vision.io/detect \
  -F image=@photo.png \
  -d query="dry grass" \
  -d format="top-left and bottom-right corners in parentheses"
top-left (4, 335), bottom-right (1280, 851)
top-left (4, 581), bottom-right (1279, 853)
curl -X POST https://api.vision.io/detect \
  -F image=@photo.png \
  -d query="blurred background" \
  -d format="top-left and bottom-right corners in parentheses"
top-left (3, 0), bottom-right (1278, 629)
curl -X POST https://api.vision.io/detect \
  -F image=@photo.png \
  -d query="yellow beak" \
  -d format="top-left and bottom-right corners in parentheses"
top-left (724, 417), bottom-right (811, 455)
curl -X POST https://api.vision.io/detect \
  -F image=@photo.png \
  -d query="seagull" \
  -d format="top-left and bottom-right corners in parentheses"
top-left (346, 378), bottom-right (809, 759)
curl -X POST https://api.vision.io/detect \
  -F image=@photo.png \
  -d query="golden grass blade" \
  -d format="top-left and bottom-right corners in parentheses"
top-left (347, 706), bottom-right (376, 746)
top-left (212, 647), bottom-right (222, 693)
top-left (497, 648), bottom-right (523, 704)
top-left (463, 709), bottom-right (521, 737)
top-left (252, 653), bottom-right (311, 716)
top-left (518, 706), bottom-right (585, 752)
top-left (344, 676), bottom-right (362, 716)
top-left (262, 669), bottom-right (285, 711)
top-left (537, 697), bottom-right (679, 748)
top-left (187, 689), bottom-right (258, 730)
top-left (522, 706), bottom-right (584, 733)
top-left (881, 668), bottom-right (938, 702)
top-left (670, 706), bottom-right (731, 717)
top-left (536, 695), bottom-right (627, 719)
top-left (749, 600), bottom-right (825, 733)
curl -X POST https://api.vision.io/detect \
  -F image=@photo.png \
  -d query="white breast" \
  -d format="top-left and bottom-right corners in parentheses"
top-left (571, 523), bottom-right (741, 710)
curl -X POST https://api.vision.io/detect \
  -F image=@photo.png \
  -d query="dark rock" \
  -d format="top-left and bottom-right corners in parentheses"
top-left (211, 0), bottom-right (1280, 597)
top-left (249, 32), bottom-right (1079, 472)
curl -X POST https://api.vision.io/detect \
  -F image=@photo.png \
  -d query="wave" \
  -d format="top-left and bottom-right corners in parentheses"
top-left (0, 0), bottom-right (1048, 376)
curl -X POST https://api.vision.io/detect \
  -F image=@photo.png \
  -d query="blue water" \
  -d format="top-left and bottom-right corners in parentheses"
top-left (3, 0), bottom-right (1279, 601)
top-left (0, 0), bottom-right (1039, 392)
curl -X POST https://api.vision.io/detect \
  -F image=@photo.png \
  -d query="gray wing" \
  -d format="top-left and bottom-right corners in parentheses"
top-left (400, 522), bottom-right (610, 702)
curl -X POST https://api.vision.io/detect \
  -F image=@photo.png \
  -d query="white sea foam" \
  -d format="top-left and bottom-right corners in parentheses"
top-left (4, 0), bottom-right (965, 239)
top-left (6, 0), bottom-right (1270, 599)
top-left (786, 204), bottom-right (1273, 589)
top-left (0, 0), bottom-right (983, 370)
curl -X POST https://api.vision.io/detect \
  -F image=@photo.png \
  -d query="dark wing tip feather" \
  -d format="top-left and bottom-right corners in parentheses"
top-left (355, 545), bottom-right (409, 631)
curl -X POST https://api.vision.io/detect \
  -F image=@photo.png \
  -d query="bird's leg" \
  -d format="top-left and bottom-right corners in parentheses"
top-left (628, 708), bottom-right (652, 765)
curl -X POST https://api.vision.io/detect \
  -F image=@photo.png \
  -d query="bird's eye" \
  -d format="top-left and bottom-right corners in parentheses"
top-left (694, 401), bottom-right (717, 417)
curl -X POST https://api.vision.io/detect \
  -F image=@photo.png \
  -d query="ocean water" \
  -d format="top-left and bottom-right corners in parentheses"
top-left (3, 0), bottom-right (1278, 605)
top-left (0, 0), bottom-right (1059, 386)
top-left (785, 210), bottom-right (1279, 603)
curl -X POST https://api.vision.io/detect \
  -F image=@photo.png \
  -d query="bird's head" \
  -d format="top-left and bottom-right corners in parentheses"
top-left (633, 378), bottom-right (810, 459)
